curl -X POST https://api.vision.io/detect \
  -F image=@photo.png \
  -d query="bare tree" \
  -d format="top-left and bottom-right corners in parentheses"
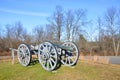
top-left (5, 24), bottom-right (15, 48)
top-left (22, 30), bottom-right (32, 44)
top-left (4, 22), bottom-right (29, 48)
top-left (97, 17), bottom-right (103, 42)
top-left (14, 22), bottom-right (24, 41)
top-left (105, 7), bottom-right (120, 56)
top-left (0, 22), bottom-right (32, 54)
top-left (96, 17), bottom-right (109, 55)
top-left (33, 25), bottom-right (44, 44)
top-left (97, 17), bottom-right (106, 55)
top-left (0, 25), bottom-right (1, 39)
top-left (0, 26), bottom-right (3, 52)
top-left (65, 10), bottom-right (74, 41)
top-left (45, 24), bottom-right (55, 42)
top-left (48, 6), bottom-right (64, 42)
top-left (72, 9), bottom-right (86, 41)
top-left (65, 9), bottom-right (86, 41)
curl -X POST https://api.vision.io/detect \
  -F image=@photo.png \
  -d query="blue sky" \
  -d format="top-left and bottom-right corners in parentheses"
top-left (0, 0), bottom-right (120, 33)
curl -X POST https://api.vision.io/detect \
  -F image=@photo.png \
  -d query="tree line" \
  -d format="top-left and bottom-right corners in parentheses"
top-left (0, 6), bottom-right (120, 56)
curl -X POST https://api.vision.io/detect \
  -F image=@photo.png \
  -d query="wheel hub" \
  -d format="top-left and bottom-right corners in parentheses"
top-left (42, 52), bottom-right (50, 60)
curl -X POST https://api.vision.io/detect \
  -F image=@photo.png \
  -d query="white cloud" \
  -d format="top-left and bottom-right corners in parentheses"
top-left (0, 8), bottom-right (49, 17)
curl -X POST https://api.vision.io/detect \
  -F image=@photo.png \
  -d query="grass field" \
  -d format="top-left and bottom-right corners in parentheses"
top-left (0, 60), bottom-right (120, 80)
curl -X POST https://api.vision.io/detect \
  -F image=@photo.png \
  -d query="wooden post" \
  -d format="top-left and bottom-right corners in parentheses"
top-left (9, 48), bottom-right (17, 64)
top-left (11, 49), bottom-right (14, 64)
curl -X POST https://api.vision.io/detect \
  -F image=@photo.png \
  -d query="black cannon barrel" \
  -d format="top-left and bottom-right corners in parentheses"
top-left (53, 44), bottom-right (73, 51)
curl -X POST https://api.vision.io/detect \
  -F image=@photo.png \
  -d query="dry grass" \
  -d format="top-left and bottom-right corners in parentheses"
top-left (0, 60), bottom-right (120, 80)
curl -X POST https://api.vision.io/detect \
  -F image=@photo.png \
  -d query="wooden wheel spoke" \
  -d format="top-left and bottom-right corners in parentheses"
top-left (17, 44), bottom-right (31, 66)
top-left (47, 60), bottom-right (50, 70)
top-left (38, 42), bottom-right (58, 71)
top-left (61, 42), bottom-right (79, 66)
top-left (49, 59), bottom-right (53, 68)
top-left (50, 58), bottom-right (56, 65)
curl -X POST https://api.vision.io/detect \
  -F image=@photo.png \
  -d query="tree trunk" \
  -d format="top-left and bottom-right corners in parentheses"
top-left (112, 37), bottom-right (119, 56)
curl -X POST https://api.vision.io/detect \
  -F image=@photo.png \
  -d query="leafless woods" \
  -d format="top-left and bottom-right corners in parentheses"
top-left (0, 6), bottom-right (120, 56)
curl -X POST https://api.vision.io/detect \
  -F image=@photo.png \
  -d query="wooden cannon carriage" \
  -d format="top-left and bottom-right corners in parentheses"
top-left (15, 41), bottom-right (79, 71)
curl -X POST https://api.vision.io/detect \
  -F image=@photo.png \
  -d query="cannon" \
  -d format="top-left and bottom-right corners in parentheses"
top-left (16, 41), bottom-right (79, 71)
